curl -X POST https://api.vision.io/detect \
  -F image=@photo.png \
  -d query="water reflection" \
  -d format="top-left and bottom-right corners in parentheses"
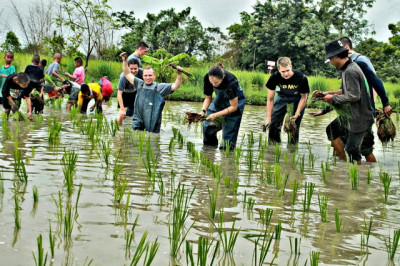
top-left (0, 100), bottom-right (399, 265)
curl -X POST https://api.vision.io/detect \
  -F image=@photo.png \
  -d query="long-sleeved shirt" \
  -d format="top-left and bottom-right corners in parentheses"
top-left (332, 60), bottom-right (374, 133)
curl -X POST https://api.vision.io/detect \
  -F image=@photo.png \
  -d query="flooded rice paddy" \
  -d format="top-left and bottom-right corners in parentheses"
top-left (1, 100), bottom-right (400, 265)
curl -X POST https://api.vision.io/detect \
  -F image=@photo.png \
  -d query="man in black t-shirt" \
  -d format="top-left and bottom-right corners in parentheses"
top-left (2, 73), bottom-right (37, 119)
top-left (264, 57), bottom-right (309, 144)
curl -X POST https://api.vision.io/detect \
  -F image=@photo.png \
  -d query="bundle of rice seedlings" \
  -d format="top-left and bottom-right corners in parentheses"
top-left (310, 90), bottom-right (352, 122)
top-left (376, 109), bottom-right (396, 144)
top-left (184, 112), bottom-right (224, 127)
top-left (44, 74), bottom-right (57, 88)
top-left (283, 103), bottom-right (297, 137)
top-left (184, 112), bottom-right (205, 125)
top-left (13, 111), bottom-right (29, 123)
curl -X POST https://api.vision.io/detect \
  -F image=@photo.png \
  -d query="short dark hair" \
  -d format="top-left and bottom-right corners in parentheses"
top-left (339, 36), bottom-right (352, 49)
top-left (81, 84), bottom-right (90, 94)
top-left (5, 51), bottom-right (14, 57)
top-left (16, 72), bottom-right (30, 84)
top-left (336, 50), bottom-right (349, 59)
top-left (32, 55), bottom-right (40, 64)
top-left (40, 59), bottom-right (47, 68)
top-left (128, 58), bottom-right (140, 66)
top-left (74, 57), bottom-right (83, 65)
top-left (208, 62), bottom-right (225, 79)
top-left (136, 42), bottom-right (149, 50)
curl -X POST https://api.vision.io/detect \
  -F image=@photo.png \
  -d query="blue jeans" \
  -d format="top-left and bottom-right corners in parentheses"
top-left (346, 130), bottom-right (365, 162)
top-left (269, 94), bottom-right (305, 144)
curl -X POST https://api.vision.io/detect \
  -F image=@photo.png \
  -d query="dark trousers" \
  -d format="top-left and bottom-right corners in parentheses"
top-left (269, 94), bottom-right (304, 144)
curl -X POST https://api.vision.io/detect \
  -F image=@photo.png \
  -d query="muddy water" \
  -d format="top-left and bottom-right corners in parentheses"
top-left (1, 100), bottom-right (400, 265)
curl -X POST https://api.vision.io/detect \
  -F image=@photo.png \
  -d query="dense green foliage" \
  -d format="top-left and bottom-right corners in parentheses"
top-left (113, 7), bottom-right (224, 60)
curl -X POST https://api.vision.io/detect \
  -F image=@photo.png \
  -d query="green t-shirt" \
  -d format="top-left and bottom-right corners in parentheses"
top-left (0, 65), bottom-right (16, 98)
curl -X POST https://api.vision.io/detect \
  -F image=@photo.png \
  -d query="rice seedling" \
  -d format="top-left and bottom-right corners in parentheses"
top-left (321, 162), bottom-right (326, 183)
top-left (14, 194), bottom-right (21, 229)
top-left (289, 237), bottom-right (301, 254)
top-left (252, 233), bottom-right (274, 266)
top-left (299, 155), bottom-right (305, 174)
top-left (264, 163), bottom-right (272, 184)
top-left (2, 112), bottom-right (11, 139)
top-left (232, 179), bottom-right (239, 196)
top-left (32, 114), bottom-right (44, 129)
top-left (309, 250), bottom-right (320, 266)
top-left (302, 182), bottom-right (315, 212)
top-left (214, 209), bottom-right (240, 253)
top-left (247, 197), bottom-right (256, 211)
top-left (169, 184), bottom-right (195, 257)
top-left (49, 222), bottom-right (55, 259)
top-left (130, 231), bottom-right (149, 265)
top-left (234, 147), bottom-right (242, 165)
top-left (0, 176), bottom-right (4, 194)
top-left (32, 234), bottom-right (48, 266)
top-left (75, 183), bottom-right (82, 217)
top-left (279, 174), bottom-right (289, 197)
top-left (187, 236), bottom-right (219, 266)
top-left (273, 163), bottom-right (281, 189)
top-left (224, 141), bottom-right (231, 156)
top-left (47, 116), bottom-right (62, 145)
top-left (246, 148), bottom-right (254, 172)
top-left (361, 216), bottom-right (373, 247)
top-left (348, 162), bottom-right (359, 190)
top-left (99, 140), bottom-right (111, 169)
top-left (335, 208), bottom-right (343, 233)
top-left (380, 171), bottom-right (391, 203)
top-left (274, 220), bottom-right (282, 239)
top-left (32, 185), bottom-right (39, 202)
top-left (109, 119), bottom-right (119, 137)
top-left (63, 203), bottom-right (76, 238)
top-left (290, 152), bottom-right (297, 169)
top-left (223, 176), bottom-right (231, 189)
top-left (283, 152), bottom-right (288, 165)
top-left (207, 185), bottom-right (219, 220)
top-left (13, 140), bottom-right (28, 182)
top-left (274, 143), bottom-right (281, 163)
top-left (143, 237), bottom-right (160, 266)
top-left (291, 180), bottom-right (299, 205)
top-left (156, 172), bottom-right (165, 199)
top-left (114, 177), bottom-right (127, 204)
top-left (61, 149), bottom-right (78, 196)
top-left (385, 229), bottom-right (400, 260)
top-left (317, 194), bottom-right (328, 223)
top-left (52, 191), bottom-right (63, 222)
top-left (125, 215), bottom-right (140, 257)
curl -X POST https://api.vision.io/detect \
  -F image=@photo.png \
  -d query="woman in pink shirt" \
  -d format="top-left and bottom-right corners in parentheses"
top-left (99, 76), bottom-right (114, 101)
top-left (65, 57), bottom-right (85, 85)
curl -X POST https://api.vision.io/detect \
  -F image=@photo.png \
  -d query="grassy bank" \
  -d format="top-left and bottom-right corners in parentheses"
top-left (10, 53), bottom-right (400, 108)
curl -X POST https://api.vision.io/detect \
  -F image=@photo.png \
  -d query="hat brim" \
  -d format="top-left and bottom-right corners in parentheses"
top-left (325, 47), bottom-right (348, 59)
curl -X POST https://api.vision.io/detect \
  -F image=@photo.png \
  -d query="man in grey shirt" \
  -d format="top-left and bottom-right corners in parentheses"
top-left (322, 39), bottom-right (374, 164)
top-left (127, 42), bottom-right (149, 69)
top-left (120, 52), bottom-right (183, 133)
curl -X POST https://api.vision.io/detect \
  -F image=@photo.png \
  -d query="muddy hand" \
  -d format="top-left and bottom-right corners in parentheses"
top-left (120, 52), bottom-right (128, 61)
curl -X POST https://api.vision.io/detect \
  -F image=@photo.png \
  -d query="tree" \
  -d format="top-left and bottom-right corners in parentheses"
top-left (56, 0), bottom-right (116, 67)
top-left (113, 8), bottom-right (224, 59)
top-left (225, 0), bottom-right (375, 75)
top-left (357, 21), bottom-right (400, 83)
top-left (1, 31), bottom-right (21, 52)
top-left (10, 0), bottom-right (56, 54)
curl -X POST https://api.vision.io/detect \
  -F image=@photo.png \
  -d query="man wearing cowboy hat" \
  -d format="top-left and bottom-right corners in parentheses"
top-left (321, 39), bottom-right (374, 164)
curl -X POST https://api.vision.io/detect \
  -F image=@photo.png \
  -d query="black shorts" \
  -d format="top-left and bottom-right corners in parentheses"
top-left (326, 118), bottom-right (374, 156)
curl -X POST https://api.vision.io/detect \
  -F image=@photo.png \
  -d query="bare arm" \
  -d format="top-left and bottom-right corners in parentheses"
top-left (171, 67), bottom-right (183, 91)
top-left (207, 97), bottom-right (238, 121)
top-left (264, 89), bottom-right (275, 124)
top-left (200, 95), bottom-right (212, 116)
top-left (290, 93), bottom-right (308, 120)
top-left (120, 53), bottom-right (135, 84)
top-left (117, 90), bottom-right (125, 110)
top-left (52, 70), bottom-right (63, 81)
top-left (24, 96), bottom-right (32, 118)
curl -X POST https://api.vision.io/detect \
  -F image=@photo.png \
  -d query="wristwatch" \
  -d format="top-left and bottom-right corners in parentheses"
top-left (201, 109), bottom-right (206, 113)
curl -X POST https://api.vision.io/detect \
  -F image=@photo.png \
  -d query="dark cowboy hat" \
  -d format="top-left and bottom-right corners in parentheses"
top-left (325, 39), bottom-right (348, 60)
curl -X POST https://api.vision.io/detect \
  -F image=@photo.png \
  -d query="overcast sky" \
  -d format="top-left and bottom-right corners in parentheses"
top-left (1, 0), bottom-right (399, 43)
top-left (109, 0), bottom-right (400, 42)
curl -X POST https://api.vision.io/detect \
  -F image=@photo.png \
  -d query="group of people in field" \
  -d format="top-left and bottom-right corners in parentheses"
top-left (0, 36), bottom-right (393, 165)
